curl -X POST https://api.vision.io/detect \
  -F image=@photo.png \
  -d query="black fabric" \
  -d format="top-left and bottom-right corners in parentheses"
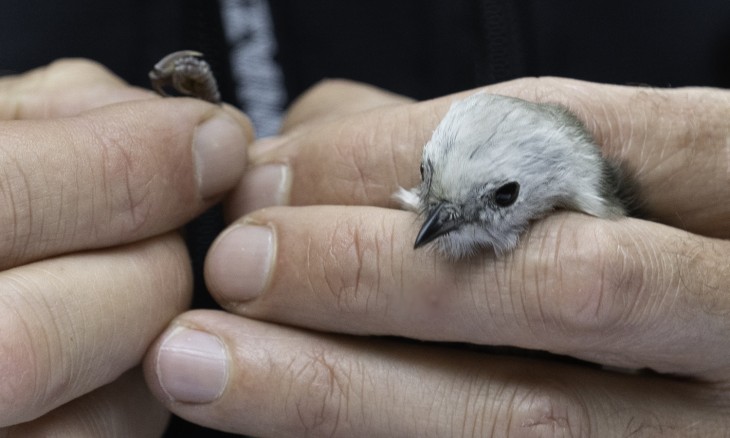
top-left (268, 0), bottom-right (490, 100)
top-left (525, 0), bottom-right (730, 88)
top-left (269, 0), bottom-right (730, 103)
top-left (0, 0), bottom-right (184, 85)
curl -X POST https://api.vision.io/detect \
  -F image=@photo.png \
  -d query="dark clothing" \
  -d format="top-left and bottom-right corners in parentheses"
top-left (268, 0), bottom-right (730, 100)
top-left (4, 1), bottom-right (729, 97)
top-left (1, 1), bottom-right (728, 436)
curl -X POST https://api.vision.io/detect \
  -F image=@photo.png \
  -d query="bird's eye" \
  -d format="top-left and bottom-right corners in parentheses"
top-left (494, 182), bottom-right (520, 207)
top-left (419, 163), bottom-right (425, 180)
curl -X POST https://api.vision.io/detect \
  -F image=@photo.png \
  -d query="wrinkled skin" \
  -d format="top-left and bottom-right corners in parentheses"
top-left (0, 59), bottom-right (252, 436)
top-left (145, 78), bottom-right (730, 437)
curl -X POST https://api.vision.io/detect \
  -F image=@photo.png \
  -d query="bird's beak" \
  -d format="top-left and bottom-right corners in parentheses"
top-left (414, 203), bottom-right (461, 249)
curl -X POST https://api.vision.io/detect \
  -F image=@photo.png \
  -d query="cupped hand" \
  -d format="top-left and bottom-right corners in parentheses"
top-left (147, 78), bottom-right (729, 436)
top-left (0, 59), bottom-right (252, 436)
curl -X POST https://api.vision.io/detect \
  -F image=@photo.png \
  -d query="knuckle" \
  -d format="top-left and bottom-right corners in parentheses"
top-left (292, 105), bottom-right (414, 206)
top-left (501, 384), bottom-right (591, 437)
top-left (0, 334), bottom-right (36, 423)
top-left (315, 212), bottom-right (365, 305)
top-left (317, 210), bottom-right (392, 315)
top-left (302, 78), bottom-right (357, 99)
top-left (283, 78), bottom-right (360, 130)
top-left (0, 290), bottom-right (62, 424)
top-left (495, 77), bottom-right (571, 103)
top-left (0, 150), bottom-right (33, 266)
top-left (89, 120), bottom-right (155, 236)
top-left (328, 127), bottom-right (372, 201)
top-left (45, 58), bottom-right (117, 82)
top-left (546, 220), bottom-right (645, 336)
top-left (286, 346), bottom-right (357, 436)
top-left (321, 119), bottom-right (393, 204)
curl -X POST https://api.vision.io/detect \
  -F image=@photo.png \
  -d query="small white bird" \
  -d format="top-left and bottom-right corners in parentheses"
top-left (395, 93), bottom-right (633, 259)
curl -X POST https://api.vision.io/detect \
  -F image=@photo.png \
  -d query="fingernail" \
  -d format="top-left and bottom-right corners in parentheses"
top-left (207, 224), bottom-right (275, 302)
top-left (239, 164), bottom-right (290, 215)
top-left (156, 327), bottom-right (228, 404)
top-left (194, 114), bottom-right (248, 199)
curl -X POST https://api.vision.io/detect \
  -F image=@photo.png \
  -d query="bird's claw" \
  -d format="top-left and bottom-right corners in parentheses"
top-left (149, 50), bottom-right (221, 104)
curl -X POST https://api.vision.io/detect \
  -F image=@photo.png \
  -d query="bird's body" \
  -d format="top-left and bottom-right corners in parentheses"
top-left (396, 93), bottom-right (630, 259)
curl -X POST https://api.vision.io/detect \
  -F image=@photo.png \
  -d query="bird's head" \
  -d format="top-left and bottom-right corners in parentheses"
top-left (396, 93), bottom-right (618, 259)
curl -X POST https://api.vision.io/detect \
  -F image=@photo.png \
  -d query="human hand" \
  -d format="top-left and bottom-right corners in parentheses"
top-left (0, 59), bottom-right (252, 435)
top-left (146, 78), bottom-right (729, 436)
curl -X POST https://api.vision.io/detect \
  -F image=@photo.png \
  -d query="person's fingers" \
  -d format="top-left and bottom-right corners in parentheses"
top-left (0, 58), bottom-right (154, 119)
top-left (0, 233), bottom-right (190, 426)
top-left (225, 79), bottom-right (413, 221)
top-left (279, 79), bottom-right (414, 132)
top-left (2, 368), bottom-right (168, 437)
top-left (0, 97), bottom-right (252, 269)
top-left (206, 206), bottom-right (730, 381)
top-left (227, 84), bottom-right (423, 220)
top-left (233, 78), bottom-right (729, 238)
top-left (145, 311), bottom-right (729, 437)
